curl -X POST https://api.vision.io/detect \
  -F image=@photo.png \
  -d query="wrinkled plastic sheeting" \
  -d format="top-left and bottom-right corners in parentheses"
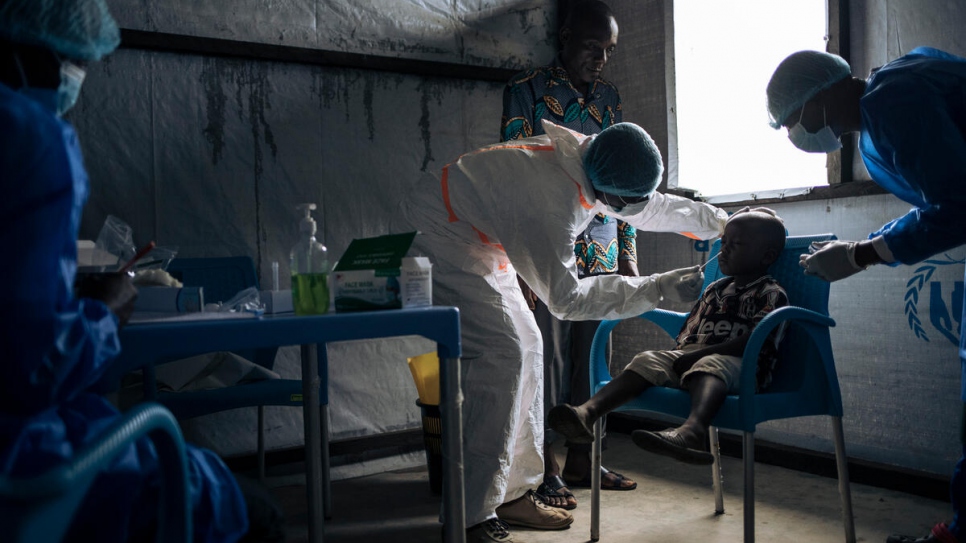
top-left (109, 0), bottom-right (556, 68)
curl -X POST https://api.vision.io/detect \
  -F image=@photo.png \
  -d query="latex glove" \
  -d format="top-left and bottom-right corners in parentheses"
top-left (799, 240), bottom-right (866, 282)
top-left (656, 265), bottom-right (704, 303)
top-left (76, 272), bottom-right (139, 327)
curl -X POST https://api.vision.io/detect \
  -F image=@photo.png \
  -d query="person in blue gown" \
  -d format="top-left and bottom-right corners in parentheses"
top-left (0, 1), bottom-right (281, 541)
top-left (767, 47), bottom-right (966, 543)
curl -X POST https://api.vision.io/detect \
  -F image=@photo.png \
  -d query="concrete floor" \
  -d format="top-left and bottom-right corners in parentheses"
top-left (269, 432), bottom-right (951, 543)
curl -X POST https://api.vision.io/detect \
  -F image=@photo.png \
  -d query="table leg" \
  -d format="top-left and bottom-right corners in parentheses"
top-left (302, 343), bottom-right (325, 542)
top-left (441, 356), bottom-right (466, 543)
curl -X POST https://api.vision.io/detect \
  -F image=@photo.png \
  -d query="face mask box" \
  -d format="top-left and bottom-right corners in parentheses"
top-left (333, 232), bottom-right (433, 312)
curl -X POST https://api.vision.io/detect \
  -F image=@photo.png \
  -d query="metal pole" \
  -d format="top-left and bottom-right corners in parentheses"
top-left (441, 355), bottom-right (466, 543)
top-left (301, 343), bottom-right (324, 542)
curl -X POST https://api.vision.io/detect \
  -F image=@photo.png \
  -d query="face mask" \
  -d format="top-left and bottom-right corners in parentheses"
top-left (13, 53), bottom-right (86, 117)
top-left (787, 105), bottom-right (841, 153)
top-left (56, 61), bottom-right (86, 116)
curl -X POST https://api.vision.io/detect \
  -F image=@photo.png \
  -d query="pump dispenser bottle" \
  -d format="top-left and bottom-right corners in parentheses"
top-left (290, 203), bottom-right (330, 315)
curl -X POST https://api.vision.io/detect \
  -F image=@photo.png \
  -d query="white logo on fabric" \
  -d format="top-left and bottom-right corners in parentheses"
top-left (905, 255), bottom-right (965, 345)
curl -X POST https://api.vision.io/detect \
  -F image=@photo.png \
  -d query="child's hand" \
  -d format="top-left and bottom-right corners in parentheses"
top-left (672, 352), bottom-right (699, 376)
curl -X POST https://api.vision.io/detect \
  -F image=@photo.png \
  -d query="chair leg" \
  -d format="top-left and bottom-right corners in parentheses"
top-left (322, 404), bottom-right (332, 519)
top-left (743, 432), bottom-right (755, 543)
top-left (710, 426), bottom-right (724, 514)
top-left (257, 405), bottom-right (266, 482)
top-left (591, 416), bottom-right (603, 542)
top-left (831, 416), bottom-right (856, 543)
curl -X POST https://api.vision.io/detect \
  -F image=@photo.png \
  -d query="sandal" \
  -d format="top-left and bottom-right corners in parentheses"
top-left (887, 523), bottom-right (962, 543)
top-left (566, 466), bottom-right (638, 491)
top-left (535, 475), bottom-right (577, 510)
top-left (631, 429), bottom-right (714, 465)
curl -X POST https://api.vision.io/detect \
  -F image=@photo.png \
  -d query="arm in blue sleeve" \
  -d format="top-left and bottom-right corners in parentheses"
top-left (0, 96), bottom-right (122, 415)
top-left (866, 80), bottom-right (966, 264)
top-left (501, 71), bottom-right (537, 141)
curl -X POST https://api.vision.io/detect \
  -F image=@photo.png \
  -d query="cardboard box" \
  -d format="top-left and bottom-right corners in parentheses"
top-left (134, 286), bottom-right (204, 313)
top-left (333, 232), bottom-right (432, 312)
top-left (259, 290), bottom-right (295, 314)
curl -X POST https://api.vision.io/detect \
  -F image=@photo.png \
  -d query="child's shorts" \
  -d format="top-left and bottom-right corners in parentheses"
top-left (624, 344), bottom-right (743, 393)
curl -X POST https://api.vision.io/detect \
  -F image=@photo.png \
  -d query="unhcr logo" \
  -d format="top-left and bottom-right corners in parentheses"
top-left (904, 255), bottom-right (965, 345)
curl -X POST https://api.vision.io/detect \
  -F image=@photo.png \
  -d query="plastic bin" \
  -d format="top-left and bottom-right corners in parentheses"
top-left (416, 399), bottom-right (442, 495)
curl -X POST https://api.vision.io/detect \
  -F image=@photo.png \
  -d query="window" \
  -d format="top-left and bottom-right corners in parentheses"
top-left (672, 0), bottom-right (829, 202)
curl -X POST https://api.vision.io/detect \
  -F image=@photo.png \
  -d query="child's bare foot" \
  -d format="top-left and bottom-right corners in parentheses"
top-left (547, 404), bottom-right (594, 444)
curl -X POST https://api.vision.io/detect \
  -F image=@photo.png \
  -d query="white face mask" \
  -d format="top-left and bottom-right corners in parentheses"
top-left (787, 105), bottom-right (841, 153)
top-left (13, 53), bottom-right (86, 117)
top-left (56, 60), bottom-right (86, 116)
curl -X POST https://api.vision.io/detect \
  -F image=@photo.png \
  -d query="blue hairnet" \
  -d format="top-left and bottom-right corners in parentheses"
top-left (0, 0), bottom-right (120, 61)
top-left (766, 50), bottom-right (852, 129)
top-left (583, 122), bottom-right (663, 198)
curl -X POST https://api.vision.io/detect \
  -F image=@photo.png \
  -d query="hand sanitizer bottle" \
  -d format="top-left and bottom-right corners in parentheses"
top-left (290, 203), bottom-right (330, 315)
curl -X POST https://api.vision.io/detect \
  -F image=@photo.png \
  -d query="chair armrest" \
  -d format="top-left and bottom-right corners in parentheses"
top-left (638, 309), bottom-right (688, 338)
top-left (0, 403), bottom-right (192, 543)
top-left (737, 305), bottom-right (836, 397)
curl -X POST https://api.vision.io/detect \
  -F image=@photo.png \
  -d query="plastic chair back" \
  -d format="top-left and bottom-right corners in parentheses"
top-left (0, 403), bottom-right (191, 543)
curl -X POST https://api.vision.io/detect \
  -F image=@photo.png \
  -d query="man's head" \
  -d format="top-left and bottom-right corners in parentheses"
top-left (583, 122), bottom-right (663, 211)
top-left (767, 50), bottom-right (866, 153)
top-left (559, 1), bottom-right (618, 87)
top-left (719, 207), bottom-right (786, 278)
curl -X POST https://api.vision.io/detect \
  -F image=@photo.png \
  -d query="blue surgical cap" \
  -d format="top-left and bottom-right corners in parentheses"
top-left (583, 122), bottom-right (663, 198)
top-left (766, 50), bottom-right (852, 129)
top-left (0, 0), bottom-right (120, 61)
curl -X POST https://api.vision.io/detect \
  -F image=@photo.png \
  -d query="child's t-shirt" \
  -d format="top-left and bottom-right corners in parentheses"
top-left (675, 275), bottom-right (789, 390)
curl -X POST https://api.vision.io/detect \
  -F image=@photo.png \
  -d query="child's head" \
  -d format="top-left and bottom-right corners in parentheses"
top-left (718, 207), bottom-right (786, 279)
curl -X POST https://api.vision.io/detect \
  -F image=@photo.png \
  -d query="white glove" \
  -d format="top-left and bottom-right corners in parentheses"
top-left (799, 240), bottom-right (866, 282)
top-left (656, 265), bottom-right (704, 303)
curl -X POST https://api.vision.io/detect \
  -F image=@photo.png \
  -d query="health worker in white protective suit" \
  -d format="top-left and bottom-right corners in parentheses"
top-left (398, 119), bottom-right (728, 543)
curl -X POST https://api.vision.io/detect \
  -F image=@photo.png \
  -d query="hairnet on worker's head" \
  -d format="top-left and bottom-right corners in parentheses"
top-left (766, 50), bottom-right (852, 129)
top-left (583, 122), bottom-right (663, 198)
top-left (0, 0), bottom-right (120, 61)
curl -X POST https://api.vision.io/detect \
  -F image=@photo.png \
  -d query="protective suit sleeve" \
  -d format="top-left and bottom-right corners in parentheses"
top-left (863, 74), bottom-right (966, 264)
top-left (0, 88), bottom-right (121, 416)
top-left (621, 192), bottom-right (728, 241)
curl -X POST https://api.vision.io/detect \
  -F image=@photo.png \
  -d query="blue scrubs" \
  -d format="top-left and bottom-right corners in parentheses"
top-left (860, 46), bottom-right (966, 540)
top-left (0, 82), bottom-right (248, 543)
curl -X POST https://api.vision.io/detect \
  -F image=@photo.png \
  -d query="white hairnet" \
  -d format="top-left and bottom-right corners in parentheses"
top-left (0, 0), bottom-right (120, 61)
top-left (582, 122), bottom-right (663, 198)
top-left (766, 50), bottom-right (852, 129)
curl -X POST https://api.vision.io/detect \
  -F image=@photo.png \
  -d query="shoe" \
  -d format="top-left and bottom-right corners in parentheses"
top-left (496, 489), bottom-right (574, 530)
top-left (888, 523), bottom-right (962, 543)
top-left (466, 518), bottom-right (515, 542)
top-left (631, 429), bottom-right (715, 465)
top-left (566, 466), bottom-right (638, 491)
top-left (534, 475), bottom-right (577, 510)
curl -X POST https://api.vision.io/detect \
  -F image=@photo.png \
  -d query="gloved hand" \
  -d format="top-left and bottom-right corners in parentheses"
top-left (656, 265), bottom-right (704, 303)
top-left (799, 240), bottom-right (866, 282)
top-left (76, 272), bottom-right (139, 326)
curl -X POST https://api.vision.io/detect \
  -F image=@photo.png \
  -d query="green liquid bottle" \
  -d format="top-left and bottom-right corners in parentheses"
top-left (291, 203), bottom-right (330, 315)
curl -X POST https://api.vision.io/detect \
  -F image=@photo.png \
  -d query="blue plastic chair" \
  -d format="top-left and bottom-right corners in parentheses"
top-left (146, 257), bottom-right (308, 484)
top-left (0, 403), bottom-right (192, 543)
top-left (587, 234), bottom-right (855, 543)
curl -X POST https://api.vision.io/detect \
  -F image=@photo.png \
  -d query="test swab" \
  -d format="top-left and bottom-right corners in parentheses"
top-left (699, 253), bottom-right (719, 272)
top-left (119, 241), bottom-right (156, 273)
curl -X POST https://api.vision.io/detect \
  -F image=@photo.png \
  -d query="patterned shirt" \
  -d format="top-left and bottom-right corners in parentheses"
top-left (500, 57), bottom-right (636, 277)
top-left (676, 275), bottom-right (789, 390)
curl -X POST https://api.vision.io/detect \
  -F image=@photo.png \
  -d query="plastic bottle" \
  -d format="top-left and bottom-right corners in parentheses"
top-left (290, 203), bottom-right (330, 315)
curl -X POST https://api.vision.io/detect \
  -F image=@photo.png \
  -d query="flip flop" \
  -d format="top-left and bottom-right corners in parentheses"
top-left (566, 466), bottom-right (638, 491)
top-left (535, 475), bottom-right (577, 510)
top-left (887, 522), bottom-right (958, 543)
top-left (547, 404), bottom-right (594, 444)
top-left (631, 429), bottom-right (714, 465)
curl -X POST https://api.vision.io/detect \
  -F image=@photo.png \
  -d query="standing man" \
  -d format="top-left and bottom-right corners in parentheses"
top-left (767, 47), bottom-right (966, 543)
top-left (501, 0), bottom-right (638, 511)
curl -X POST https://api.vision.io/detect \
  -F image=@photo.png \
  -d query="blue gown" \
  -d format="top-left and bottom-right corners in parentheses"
top-left (860, 46), bottom-right (966, 539)
top-left (0, 82), bottom-right (248, 543)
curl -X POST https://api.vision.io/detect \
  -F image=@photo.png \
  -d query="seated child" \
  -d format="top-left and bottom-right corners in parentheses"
top-left (548, 207), bottom-right (788, 464)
